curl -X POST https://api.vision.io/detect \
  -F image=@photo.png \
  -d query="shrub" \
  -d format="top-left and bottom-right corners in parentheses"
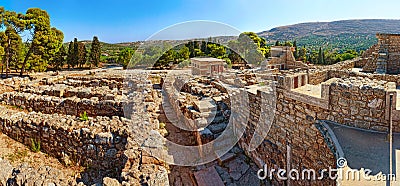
top-left (159, 122), bottom-right (166, 129)
top-left (178, 59), bottom-right (191, 68)
top-left (80, 111), bottom-right (89, 121)
top-left (31, 139), bottom-right (41, 153)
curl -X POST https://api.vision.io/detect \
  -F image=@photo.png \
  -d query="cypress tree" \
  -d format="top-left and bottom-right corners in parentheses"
top-left (318, 47), bottom-right (323, 64)
top-left (78, 42), bottom-right (87, 68)
top-left (53, 44), bottom-right (66, 70)
top-left (72, 38), bottom-right (79, 68)
top-left (66, 41), bottom-right (74, 68)
top-left (90, 36), bottom-right (101, 67)
top-left (293, 40), bottom-right (298, 60)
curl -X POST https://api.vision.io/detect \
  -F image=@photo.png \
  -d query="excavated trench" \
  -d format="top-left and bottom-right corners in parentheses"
top-left (157, 79), bottom-right (269, 186)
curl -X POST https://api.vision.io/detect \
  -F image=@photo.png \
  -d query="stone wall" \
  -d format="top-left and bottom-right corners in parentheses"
top-left (159, 73), bottom-right (400, 185)
top-left (328, 70), bottom-right (400, 86)
top-left (21, 84), bottom-right (122, 101)
top-left (308, 70), bottom-right (329, 85)
top-left (281, 76), bottom-right (399, 132)
top-left (0, 107), bottom-right (129, 182)
top-left (326, 78), bottom-right (392, 131)
top-left (0, 77), bottom-right (30, 88)
top-left (167, 76), bottom-right (336, 185)
top-left (0, 92), bottom-right (125, 117)
top-left (356, 44), bottom-right (378, 69)
top-left (0, 73), bottom-right (170, 185)
top-left (54, 79), bottom-right (123, 89)
top-left (235, 88), bottom-right (336, 185)
top-left (377, 33), bottom-right (400, 74)
top-left (42, 75), bottom-right (124, 89)
top-left (361, 33), bottom-right (400, 74)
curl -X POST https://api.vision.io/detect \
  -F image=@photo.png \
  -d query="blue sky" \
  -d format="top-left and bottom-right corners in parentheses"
top-left (3, 0), bottom-right (400, 43)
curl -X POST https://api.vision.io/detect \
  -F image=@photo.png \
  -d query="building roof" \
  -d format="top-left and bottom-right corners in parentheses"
top-left (191, 57), bottom-right (225, 62)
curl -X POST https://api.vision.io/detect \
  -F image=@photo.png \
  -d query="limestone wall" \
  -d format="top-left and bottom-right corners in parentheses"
top-left (0, 77), bottom-right (30, 88)
top-left (308, 70), bottom-right (329, 85)
top-left (42, 76), bottom-right (124, 89)
top-left (163, 74), bottom-right (400, 185)
top-left (0, 107), bottom-right (129, 181)
top-left (0, 73), bottom-right (170, 185)
top-left (0, 92), bottom-right (125, 117)
top-left (326, 78), bottom-right (391, 131)
top-left (168, 76), bottom-right (336, 185)
top-left (235, 88), bottom-right (336, 185)
top-left (22, 84), bottom-right (122, 101)
top-left (328, 70), bottom-right (400, 86)
top-left (377, 34), bottom-right (400, 74)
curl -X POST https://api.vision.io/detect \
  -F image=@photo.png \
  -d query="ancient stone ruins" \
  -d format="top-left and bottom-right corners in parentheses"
top-left (0, 33), bottom-right (399, 186)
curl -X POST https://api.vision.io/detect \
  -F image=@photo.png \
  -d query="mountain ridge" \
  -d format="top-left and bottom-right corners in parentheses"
top-left (257, 19), bottom-right (400, 52)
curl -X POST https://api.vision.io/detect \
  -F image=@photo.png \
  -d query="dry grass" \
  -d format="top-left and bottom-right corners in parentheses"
top-left (0, 132), bottom-right (84, 178)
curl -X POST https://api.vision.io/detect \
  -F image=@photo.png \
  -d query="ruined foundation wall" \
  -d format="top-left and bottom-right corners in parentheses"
top-left (326, 78), bottom-right (396, 131)
top-left (236, 88), bottom-right (336, 185)
top-left (378, 34), bottom-right (400, 74)
top-left (0, 74), bottom-right (170, 185)
top-left (165, 75), bottom-right (399, 185)
top-left (0, 92), bottom-right (125, 117)
top-left (328, 70), bottom-right (400, 86)
top-left (308, 70), bottom-right (329, 85)
top-left (0, 108), bottom-right (129, 180)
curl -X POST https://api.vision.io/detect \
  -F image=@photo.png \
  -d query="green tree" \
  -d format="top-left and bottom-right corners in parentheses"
top-left (50, 44), bottom-right (66, 70)
top-left (240, 32), bottom-right (270, 57)
top-left (340, 50), bottom-right (357, 61)
top-left (0, 27), bottom-right (22, 77)
top-left (207, 43), bottom-right (226, 59)
top-left (157, 49), bottom-right (177, 67)
top-left (21, 8), bottom-right (63, 75)
top-left (318, 47), bottom-right (324, 64)
top-left (72, 38), bottom-right (78, 68)
top-left (66, 41), bottom-right (74, 68)
top-left (117, 48), bottom-right (135, 69)
top-left (178, 46), bottom-right (190, 61)
top-left (77, 42), bottom-right (87, 68)
top-left (293, 40), bottom-right (298, 60)
top-left (283, 41), bottom-right (293, 47)
top-left (201, 41), bottom-right (209, 55)
top-left (90, 36), bottom-right (101, 67)
top-left (0, 8), bottom-right (25, 77)
top-left (298, 46), bottom-right (307, 62)
top-left (228, 32), bottom-right (267, 65)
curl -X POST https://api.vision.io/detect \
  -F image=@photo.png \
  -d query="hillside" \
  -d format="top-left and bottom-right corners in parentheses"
top-left (258, 19), bottom-right (400, 52)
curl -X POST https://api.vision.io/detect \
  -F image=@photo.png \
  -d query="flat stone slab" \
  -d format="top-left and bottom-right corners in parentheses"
top-left (237, 168), bottom-right (262, 186)
top-left (194, 98), bottom-right (217, 113)
top-left (292, 84), bottom-right (322, 98)
top-left (213, 96), bottom-right (222, 102)
top-left (227, 158), bottom-right (250, 181)
top-left (194, 166), bottom-right (224, 186)
top-left (218, 152), bottom-right (236, 164)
